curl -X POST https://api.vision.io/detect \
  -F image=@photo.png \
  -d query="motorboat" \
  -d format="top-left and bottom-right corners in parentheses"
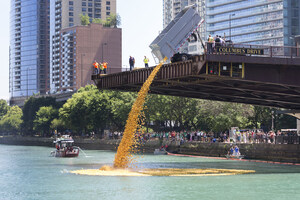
top-left (226, 145), bottom-right (244, 159)
top-left (50, 135), bottom-right (79, 157)
top-left (226, 154), bottom-right (245, 159)
top-left (154, 148), bottom-right (167, 155)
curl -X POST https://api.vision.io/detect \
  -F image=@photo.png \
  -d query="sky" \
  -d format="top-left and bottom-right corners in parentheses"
top-left (0, 0), bottom-right (163, 101)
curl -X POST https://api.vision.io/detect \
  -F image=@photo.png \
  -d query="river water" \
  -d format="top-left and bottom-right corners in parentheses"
top-left (1, 144), bottom-right (300, 200)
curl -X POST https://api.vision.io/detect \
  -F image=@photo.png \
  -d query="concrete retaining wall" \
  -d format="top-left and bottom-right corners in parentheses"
top-left (1, 136), bottom-right (300, 163)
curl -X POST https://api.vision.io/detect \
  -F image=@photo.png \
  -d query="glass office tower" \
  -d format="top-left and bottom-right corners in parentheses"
top-left (9, 0), bottom-right (50, 98)
top-left (206, 0), bottom-right (300, 46)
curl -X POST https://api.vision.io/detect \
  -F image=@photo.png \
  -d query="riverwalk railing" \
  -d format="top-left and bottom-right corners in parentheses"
top-left (275, 136), bottom-right (300, 144)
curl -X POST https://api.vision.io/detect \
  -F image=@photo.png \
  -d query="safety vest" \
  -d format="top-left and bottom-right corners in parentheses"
top-left (99, 63), bottom-right (104, 70)
top-left (93, 62), bottom-right (99, 68)
top-left (208, 36), bottom-right (214, 43)
top-left (143, 58), bottom-right (149, 64)
top-left (103, 62), bottom-right (107, 69)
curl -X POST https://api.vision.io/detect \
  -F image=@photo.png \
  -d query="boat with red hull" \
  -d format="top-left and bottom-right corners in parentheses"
top-left (50, 135), bottom-right (79, 157)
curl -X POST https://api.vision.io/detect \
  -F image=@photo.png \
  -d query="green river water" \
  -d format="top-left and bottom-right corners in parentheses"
top-left (1, 144), bottom-right (300, 200)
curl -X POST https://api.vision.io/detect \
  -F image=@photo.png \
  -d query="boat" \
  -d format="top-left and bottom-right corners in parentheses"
top-left (50, 135), bottom-right (79, 157)
top-left (226, 145), bottom-right (244, 159)
top-left (154, 148), bottom-right (167, 155)
top-left (226, 154), bottom-right (245, 159)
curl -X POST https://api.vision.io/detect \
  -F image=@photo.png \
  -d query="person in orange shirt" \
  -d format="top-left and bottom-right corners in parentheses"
top-left (93, 60), bottom-right (99, 74)
top-left (102, 61), bottom-right (108, 74)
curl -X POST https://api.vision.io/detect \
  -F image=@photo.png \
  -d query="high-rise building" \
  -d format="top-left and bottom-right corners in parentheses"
top-left (9, 0), bottom-right (50, 98)
top-left (163, 0), bottom-right (206, 54)
top-left (58, 23), bottom-right (121, 92)
top-left (50, 0), bottom-right (116, 93)
top-left (206, 0), bottom-right (300, 46)
top-left (163, 0), bottom-right (300, 54)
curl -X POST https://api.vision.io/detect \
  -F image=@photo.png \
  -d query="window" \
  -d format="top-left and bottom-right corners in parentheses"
top-left (69, 7), bottom-right (73, 11)
top-left (106, 12), bottom-right (110, 15)
top-left (82, 8), bottom-right (86, 12)
top-left (69, 18), bottom-right (73, 22)
top-left (106, 6), bottom-right (110, 10)
top-left (69, 12), bottom-right (73, 16)
top-left (88, 3), bottom-right (93, 7)
top-left (88, 8), bottom-right (92, 12)
top-left (82, 2), bottom-right (86, 6)
top-left (69, 1), bottom-right (73, 5)
top-left (106, 1), bottom-right (110, 5)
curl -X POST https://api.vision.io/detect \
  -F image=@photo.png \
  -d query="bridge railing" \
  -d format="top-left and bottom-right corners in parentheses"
top-left (205, 42), bottom-right (300, 58)
top-left (275, 136), bottom-right (300, 144)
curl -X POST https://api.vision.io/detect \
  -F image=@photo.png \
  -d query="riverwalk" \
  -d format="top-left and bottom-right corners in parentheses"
top-left (1, 136), bottom-right (300, 163)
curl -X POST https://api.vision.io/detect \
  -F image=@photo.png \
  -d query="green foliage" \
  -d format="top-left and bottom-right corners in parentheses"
top-left (80, 14), bottom-right (90, 25)
top-left (0, 106), bottom-right (23, 134)
top-left (0, 99), bottom-right (9, 119)
top-left (50, 118), bottom-right (66, 133)
top-left (22, 96), bottom-right (58, 135)
top-left (59, 85), bottom-right (113, 135)
top-left (33, 106), bottom-right (58, 136)
top-left (275, 114), bottom-right (296, 130)
top-left (144, 95), bottom-right (254, 133)
top-left (109, 91), bottom-right (136, 130)
top-left (1, 86), bottom-right (295, 137)
top-left (92, 18), bottom-right (103, 24)
top-left (248, 106), bottom-right (272, 130)
top-left (103, 14), bottom-right (121, 27)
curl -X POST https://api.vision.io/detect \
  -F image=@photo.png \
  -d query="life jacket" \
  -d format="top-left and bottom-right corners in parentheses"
top-left (99, 63), bottom-right (104, 70)
top-left (208, 36), bottom-right (214, 43)
top-left (93, 62), bottom-right (99, 68)
top-left (144, 58), bottom-right (149, 64)
top-left (103, 62), bottom-right (107, 69)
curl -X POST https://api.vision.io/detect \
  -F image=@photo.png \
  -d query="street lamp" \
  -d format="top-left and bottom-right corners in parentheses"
top-left (102, 42), bottom-right (107, 62)
top-left (229, 13), bottom-right (235, 42)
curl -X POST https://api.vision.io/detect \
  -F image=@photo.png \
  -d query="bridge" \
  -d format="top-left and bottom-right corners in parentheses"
top-left (92, 44), bottom-right (300, 110)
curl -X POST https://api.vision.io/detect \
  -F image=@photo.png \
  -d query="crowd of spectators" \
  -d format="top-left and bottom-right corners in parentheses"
top-left (108, 129), bottom-right (300, 145)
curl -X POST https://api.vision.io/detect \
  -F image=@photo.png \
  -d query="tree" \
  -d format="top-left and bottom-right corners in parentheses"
top-left (50, 118), bottom-right (66, 133)
top-left (80, 14), bottom-right (90, 25)
top-left (33, 106), bottom-right (58, 136)
top-left (0, 99), bottom-right (9, 119)
top-left (248, 106), bottom-right (272, 131)
top-left (59, 85), bottom-right (114, 136)
top-left (103, 14), bottom-right (121, 27)
top-left (22, 96), bottom-right (58, 135)
top-left (0, 106), bottom-right (23, 135)
top-left (92, 18), bottom-right (103, 24)
top-left (109, 91), bottom-right (136, 130)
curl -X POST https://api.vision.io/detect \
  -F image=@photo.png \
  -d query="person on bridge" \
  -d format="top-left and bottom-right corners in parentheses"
top-left (99, 62), bottom-right (104, 74)
top-left (214, 35), bottom-right (221, 51)
top-left (103, 61), bottom-right (108, 74)
top-left (129, 56), bottom-right (135, 71)
top-left (93, 60), bottom-right (99, 74)
top-left (207, 34), bottom-right (214, 54)
top-left (143, 56), bottom-right (149, 68)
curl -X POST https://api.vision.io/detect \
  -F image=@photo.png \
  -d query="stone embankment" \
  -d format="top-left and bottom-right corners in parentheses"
top-left (1, 136), bottom-right (300, 163)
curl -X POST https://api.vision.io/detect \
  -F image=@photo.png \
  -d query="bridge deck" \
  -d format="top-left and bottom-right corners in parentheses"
top-left (92, 54), bottom-right (300, 110)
